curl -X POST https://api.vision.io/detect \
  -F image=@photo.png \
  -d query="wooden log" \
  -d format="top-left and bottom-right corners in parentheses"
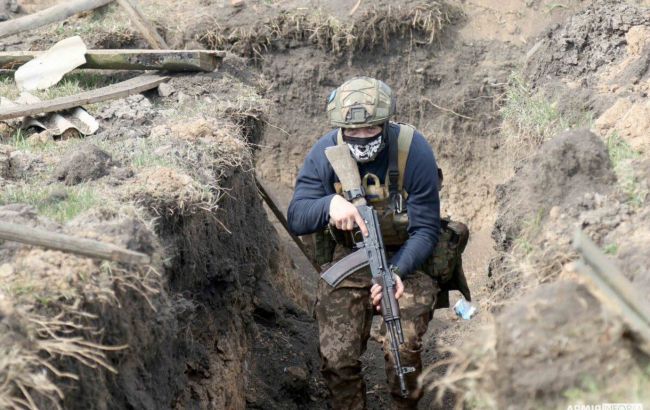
top-left (0, 50), bottom-right (223, 71)
top-left (572, 229), bottom-right (650, 351)
top-left (116, 0), bottom-right (168, 49)
top-left (0, 74), bottom-right (168, 121)
top-left (0, 222), bottom-right (150, 264)
top-left (0, 0), bottom-right (113, 39)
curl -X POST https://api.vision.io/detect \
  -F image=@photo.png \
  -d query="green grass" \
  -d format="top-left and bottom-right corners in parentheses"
top-left (130, 140), bottom-right (175, 168)
top-left (501, 72), bottom-right (592, 144)
top-left (0, 184), bottom-right (99, 223)
top-left (607, 132), bottom-right (647, 206)
top-left (562, 366), bottom-right (650, 405)
top-left (603, 243), bottom-right (619, 255)
top-left (52, 3), bottom-right (134, 43)
top-left (1, 71), bottom-right (112, 99)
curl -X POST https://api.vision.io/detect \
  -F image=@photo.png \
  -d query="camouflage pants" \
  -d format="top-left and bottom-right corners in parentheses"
top-left (315, 268), bottom-right (438, 410)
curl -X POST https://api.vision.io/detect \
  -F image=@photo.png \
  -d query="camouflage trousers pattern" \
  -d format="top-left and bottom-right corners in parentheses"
top-left (315, 268), bottom-right (438, 410)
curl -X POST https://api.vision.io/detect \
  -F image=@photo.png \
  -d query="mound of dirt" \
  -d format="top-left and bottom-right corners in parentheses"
top-left (54, 143), bottom-right (113, 185)
top-left (493, 129), bottom-right (615, 250)
top-left (526, 0), bottom-right (650, 86)
top-left (495, 281), bottom-right (635, 408)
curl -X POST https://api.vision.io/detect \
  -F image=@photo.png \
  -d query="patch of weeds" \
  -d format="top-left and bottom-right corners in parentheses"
top-left (0, 74), bottom-right (19, 100)
top-left (0, 184), bottom-right (99, 222)
top-left (130, 140), bottom-right (174, 168)
top-left (513, 208), bottom-right (545, 255)
top-left (501, 72), bottom-right (592, 145)
top-left (603, 243), bottom-right (618, 255)
top-left (607, 132), bottom-right (647, 206)
top-left (52, 3), bottom-right (135, 45)
top-left (563, 375), bottom-right (600, 403)
top-left (562, 366), bottom-right (650, 405)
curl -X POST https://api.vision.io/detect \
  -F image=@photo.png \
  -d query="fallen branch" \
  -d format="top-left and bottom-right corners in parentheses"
top-left (0, 74), bottom-right (168, 121)
top-left (0, 0), bottom-right (113, 39)
top-left (116, 0), bottom-right (168, 49)
top-left (0, 222), bottom-right (151, 265)
top-left (0, 50), bottom-right (223, 72)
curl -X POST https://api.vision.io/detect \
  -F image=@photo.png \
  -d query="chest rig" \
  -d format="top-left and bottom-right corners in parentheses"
top-left (313, 122), bottom-right (415, 266)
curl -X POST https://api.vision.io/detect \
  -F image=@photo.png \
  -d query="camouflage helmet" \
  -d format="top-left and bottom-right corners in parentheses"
top-left (326, 76), bottom-right (396, 129)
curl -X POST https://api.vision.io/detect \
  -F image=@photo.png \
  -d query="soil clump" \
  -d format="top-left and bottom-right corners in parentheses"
top-left (54, 143), bottom-right (113, 185)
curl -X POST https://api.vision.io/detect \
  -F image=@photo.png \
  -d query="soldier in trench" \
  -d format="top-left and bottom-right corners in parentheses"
top-left (287, 77), bottom-right (469, 409)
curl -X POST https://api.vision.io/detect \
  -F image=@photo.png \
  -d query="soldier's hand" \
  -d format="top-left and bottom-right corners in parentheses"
top-left (329, 195), bottom-right (369, 237)
top-left (370, 274), bottom-right (404, 312)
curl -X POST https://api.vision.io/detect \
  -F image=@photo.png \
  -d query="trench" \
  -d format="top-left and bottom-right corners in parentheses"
top-left (246, 25), bottom-right (516, 408)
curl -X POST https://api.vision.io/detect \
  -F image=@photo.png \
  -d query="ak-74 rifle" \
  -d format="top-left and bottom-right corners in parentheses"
top-left (323, 144), bottom-right (414, 398)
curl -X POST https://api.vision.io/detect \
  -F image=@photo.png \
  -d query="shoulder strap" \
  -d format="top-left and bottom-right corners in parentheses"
top-left (336, 128), bottom-right (344, 145)
top-left (396, 123), bottom-right (414, 193)
top-left (386, 122), bottom-right (414, 195)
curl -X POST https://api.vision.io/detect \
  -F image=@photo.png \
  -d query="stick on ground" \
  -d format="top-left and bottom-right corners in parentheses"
top-left (0, 222), bottom-right (151, 265)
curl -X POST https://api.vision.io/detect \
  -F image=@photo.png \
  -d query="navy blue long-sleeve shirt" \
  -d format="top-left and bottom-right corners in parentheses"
top-left (287, 123), bottom-right (441, 277)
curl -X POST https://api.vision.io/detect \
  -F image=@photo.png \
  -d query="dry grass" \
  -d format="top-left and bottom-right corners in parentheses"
top-left (421, 322), bottom-right (498, 410)
top-left (199, 2), bottom-right (460, 60)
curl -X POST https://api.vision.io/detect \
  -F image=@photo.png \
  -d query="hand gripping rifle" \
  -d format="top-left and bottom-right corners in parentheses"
top-left (324, 145), bottom-right (414, 397)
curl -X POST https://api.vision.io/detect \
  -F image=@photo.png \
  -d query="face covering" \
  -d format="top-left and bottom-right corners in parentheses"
top-left (343, 132), bottom-right (385, 163)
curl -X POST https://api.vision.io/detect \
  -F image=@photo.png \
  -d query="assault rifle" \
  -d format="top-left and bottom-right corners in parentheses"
top-left (323, 145), bottom-right (414, 397)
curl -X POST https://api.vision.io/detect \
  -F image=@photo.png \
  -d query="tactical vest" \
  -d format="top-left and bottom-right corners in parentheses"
top-left (314, 122), bottom-right (417, 264)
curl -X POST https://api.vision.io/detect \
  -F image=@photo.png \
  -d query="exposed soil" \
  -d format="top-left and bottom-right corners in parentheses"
top-left (54, 143), bottom-right (113, 185)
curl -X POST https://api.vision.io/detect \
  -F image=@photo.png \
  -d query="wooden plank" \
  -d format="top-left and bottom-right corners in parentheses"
top-left (0, 0), bottom-right (113, 39)
top-left (83, 49), bottom-right (220, 71)
top-left (116, 0), bottom-right (168, 49)
top-left (0, 222), bottom-right (150, 265)
top-left (0, 50), bottom-right (223, 71)
top-left (0, 74), bottom-right (168, 121)
top-left (572, 229), bottom-right (650, 352)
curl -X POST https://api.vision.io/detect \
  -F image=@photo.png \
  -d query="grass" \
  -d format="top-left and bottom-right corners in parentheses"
top-left (501, 72), bottom-right (592, 148)
top-left (52, 2), bottom-right (135, 45)
top-left (607, 132), bottom-right (647, 206)
top-left (0, 184), bottom-right (99, 223)
top-left (562, 365), bottom-right (650, 405)
top-left (0, 71), bottom-right (113, 101)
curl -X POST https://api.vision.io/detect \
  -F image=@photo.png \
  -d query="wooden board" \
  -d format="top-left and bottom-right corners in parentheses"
top-left (0, 74), bottom-right (168, 121)
top-left (0, 50), bottom-right (223, 71)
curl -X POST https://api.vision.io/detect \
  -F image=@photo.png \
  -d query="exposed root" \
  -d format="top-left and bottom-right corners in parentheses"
top-left (421, 322), bottom-right (498, 409)
top-left (199, 2), bottom-right (461, 61)
top-left (0, 242), bottom-right (162, 409)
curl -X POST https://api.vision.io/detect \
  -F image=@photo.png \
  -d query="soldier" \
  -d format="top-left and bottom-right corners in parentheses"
top-left (287, 77), bottom-right (444, 409)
